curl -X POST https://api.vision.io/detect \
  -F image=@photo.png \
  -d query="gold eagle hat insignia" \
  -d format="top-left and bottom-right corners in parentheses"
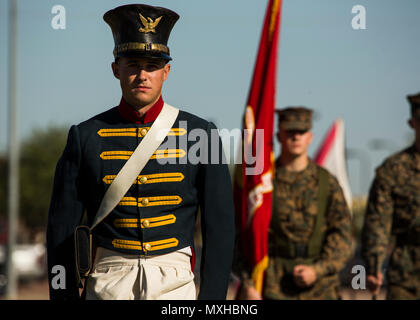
top-left (138, 13), bottom-right (162, 33)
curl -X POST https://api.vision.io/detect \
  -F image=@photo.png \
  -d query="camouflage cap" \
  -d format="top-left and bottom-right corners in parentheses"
top-left (407, 92), bottom-right (420, 119)
top-left (275, 107), bottom-right (313, 131)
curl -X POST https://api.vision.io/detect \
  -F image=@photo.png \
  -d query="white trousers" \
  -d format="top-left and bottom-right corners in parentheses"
top-left (85, 247), bottom-right (196, 300)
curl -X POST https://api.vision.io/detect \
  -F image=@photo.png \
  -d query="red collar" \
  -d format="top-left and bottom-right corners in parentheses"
top-left (117, 96), bottom-right (164, 124)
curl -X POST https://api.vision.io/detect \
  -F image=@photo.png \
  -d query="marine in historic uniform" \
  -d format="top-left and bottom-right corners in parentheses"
top-left (362, 93), bottom-right (420, 300)
top-left (46, 4), bottom-right (235, 300)
top-left (239, 107), bottom-right (353, 299)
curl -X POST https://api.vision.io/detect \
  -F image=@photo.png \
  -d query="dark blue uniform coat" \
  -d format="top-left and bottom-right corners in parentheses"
top-left (46, 101), bottom-right (235, 300)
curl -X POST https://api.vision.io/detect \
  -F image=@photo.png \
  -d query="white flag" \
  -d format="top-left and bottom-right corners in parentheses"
top-left (314, 118), bottom-right (353, 213)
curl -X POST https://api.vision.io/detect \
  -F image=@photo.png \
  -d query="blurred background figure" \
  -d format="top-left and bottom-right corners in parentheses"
top-left (362, 92), bottom-right (420, 300)
top-left (238, 107), bottom-right (353, 300)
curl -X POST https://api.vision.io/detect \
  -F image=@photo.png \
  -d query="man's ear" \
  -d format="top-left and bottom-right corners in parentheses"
top-left (408, 118), bottom-right (415, 129)
top-left (308, 131), bottom-right (314, 144)
top-left (163, 63), bottom-right (171, 81)
top-left (111, 62), bottom-right (120, 80)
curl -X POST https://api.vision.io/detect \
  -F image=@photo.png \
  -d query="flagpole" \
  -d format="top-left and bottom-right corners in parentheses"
top-left (234, 0), bottom-right (282, 296)
top-left (6, 0), bottom-right (19, 300)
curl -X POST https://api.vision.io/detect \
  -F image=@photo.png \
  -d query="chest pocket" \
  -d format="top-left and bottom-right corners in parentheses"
top-left (393, 187), bottom-right (418, 231)
top-left (270, 167), bottom-right (329, 259)
top-left (291, 191), bottom-right (318, 232)
top-left (272, 185), bottom-right (316, 239)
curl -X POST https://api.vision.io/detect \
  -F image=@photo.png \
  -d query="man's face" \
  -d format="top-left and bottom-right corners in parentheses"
top-left (277, 129), bottom-right (313, 157)
top-left (409, 116), bottom-right (420, 142)
top-left (111, 57), bottom-right (170, 108)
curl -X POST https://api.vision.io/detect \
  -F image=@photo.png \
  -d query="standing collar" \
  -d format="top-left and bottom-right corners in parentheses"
top-left (117, 96), bottom-right (164, 124)
top-left (275, 157), bottom-right (317, 184)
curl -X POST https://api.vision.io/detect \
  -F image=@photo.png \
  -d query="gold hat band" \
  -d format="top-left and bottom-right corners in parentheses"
top-left (113, 42), bottom-right (170, 57)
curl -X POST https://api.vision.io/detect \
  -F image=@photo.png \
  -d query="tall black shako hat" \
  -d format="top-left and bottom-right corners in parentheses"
top-left (104, 4), bottom-right (179, 61)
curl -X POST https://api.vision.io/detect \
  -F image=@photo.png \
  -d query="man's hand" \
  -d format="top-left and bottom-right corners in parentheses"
top-left (367, 272), bottom-right (383, 295)
top-left (293, 265), bottom-right (317, 288)
top-left (244, 285), bottom-right (263, 300)
top-left (239, 280), bottom-right (263, 300)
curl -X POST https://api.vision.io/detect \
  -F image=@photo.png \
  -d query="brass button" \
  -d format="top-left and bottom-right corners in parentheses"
top-left (142, 219), bottom-right (150, 228)
top-left (139, 176), bottom-right (147, 184)
top-left (140, 128), bottom-right (148, 137)
top-left (141, 198), bottom-right (149, 206)
top-left (144, 243), bottom-right (151, 251)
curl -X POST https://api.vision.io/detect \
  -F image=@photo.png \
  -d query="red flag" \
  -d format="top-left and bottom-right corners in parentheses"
top-left (314, 118), bottom-right (353, 211)
top-left (234, 0), bottom-right (282, 293)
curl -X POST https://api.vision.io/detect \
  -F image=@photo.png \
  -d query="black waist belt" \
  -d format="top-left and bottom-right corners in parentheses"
top-left (396, 233), bottom-right (420, 247)
top-left (272, 243), bottom-right (314, 259)
top-left (271, 243), bottom-right (318, 275)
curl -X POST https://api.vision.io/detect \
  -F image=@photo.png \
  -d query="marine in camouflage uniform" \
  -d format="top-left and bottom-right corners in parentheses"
top-left (362, 93), bottom-right (420, 300)
top-left (263, 107), bottom-right (353, 300)
top-left (235, 107), bottom-right (353, 300)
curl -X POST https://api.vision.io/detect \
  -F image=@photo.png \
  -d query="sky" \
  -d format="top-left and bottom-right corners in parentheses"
top-left (1, 0), bottom-right (419, 195)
